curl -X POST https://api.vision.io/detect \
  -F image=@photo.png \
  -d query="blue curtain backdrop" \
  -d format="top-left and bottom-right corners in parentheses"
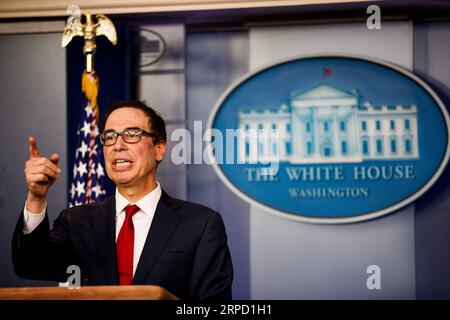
top-left (66, 20), bottom-right (132, 198)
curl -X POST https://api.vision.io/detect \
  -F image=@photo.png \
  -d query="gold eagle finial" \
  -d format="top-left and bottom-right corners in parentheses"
top-left (62, 11), bottom-right (117, 72)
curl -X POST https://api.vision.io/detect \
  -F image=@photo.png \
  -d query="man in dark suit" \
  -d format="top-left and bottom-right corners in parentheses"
top-left (12, 100), bottom-right (233, 300)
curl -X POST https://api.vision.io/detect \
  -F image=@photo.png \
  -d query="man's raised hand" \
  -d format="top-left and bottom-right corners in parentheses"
top-left (24, 137), bottom-right (61, 213)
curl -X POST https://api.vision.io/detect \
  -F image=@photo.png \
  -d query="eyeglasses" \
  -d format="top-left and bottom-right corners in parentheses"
top-left (99, 127), bottom-right (156, 146)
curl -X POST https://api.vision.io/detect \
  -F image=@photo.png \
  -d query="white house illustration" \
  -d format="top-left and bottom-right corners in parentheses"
top-left (237, 83), bottom-right (419, 164)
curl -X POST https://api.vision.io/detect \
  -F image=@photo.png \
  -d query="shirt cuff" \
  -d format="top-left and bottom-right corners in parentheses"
top-left (23, 202), bottom-right (47, 235)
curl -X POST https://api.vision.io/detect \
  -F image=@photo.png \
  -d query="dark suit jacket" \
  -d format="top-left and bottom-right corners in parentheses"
top-left (11, 190), bottom-right (233, 300)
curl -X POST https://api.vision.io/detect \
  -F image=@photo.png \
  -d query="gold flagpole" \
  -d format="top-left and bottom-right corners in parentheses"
top-left (62, 9), bottom-right (116, 204)
top-left (62, 10), bottom-right (117, 113)
top-left (62, 11), bottom-right (117, 73)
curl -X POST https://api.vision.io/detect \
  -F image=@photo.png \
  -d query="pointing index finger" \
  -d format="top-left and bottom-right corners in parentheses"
top-left (29, 136), bottom-right (41, 159)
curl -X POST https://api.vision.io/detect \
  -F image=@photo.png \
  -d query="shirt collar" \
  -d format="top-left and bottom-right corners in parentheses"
top-left (115, 182), bottom-right (162, 217)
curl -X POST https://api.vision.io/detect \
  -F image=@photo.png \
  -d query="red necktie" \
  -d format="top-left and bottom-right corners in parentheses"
top-left (117, 204), bottom-right (140, 285)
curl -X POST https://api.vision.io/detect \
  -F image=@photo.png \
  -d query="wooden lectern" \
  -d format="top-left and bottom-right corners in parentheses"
top-left (0, 285), bottom-right (178, 300)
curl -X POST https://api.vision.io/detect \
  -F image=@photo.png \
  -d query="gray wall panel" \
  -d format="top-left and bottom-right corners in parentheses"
top-left (414, 21), bottom-right (450, 299)
top-left (0, 33), bottom-right (66, 286)
top-left (249, 22), bottom-right (416, 299)
top-left (187, 31), bottom-right (250, 299)
top-left (137, 24), bottom-right (186, 200)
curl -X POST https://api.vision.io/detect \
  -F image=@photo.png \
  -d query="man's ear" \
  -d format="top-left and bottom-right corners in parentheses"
top-left (155, 140), bottom-right (167, 162)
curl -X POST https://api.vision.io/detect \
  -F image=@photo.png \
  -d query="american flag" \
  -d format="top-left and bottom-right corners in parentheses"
top-left (69, 71), bottom-right (106, 207)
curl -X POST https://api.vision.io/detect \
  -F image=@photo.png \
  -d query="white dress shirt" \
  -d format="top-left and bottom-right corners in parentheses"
top-left (23, 182), bottom-right (162, 277)
top-left (114, 183), bottom-right (161, 275)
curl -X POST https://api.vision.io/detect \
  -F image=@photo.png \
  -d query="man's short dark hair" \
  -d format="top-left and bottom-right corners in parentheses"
top-left (102, 100), bottom-right (167, 144)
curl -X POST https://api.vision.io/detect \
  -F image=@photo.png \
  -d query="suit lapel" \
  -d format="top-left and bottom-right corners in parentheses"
top-left (91, 196), bottom-right (118, 284)
top-left (133, 191), bottom-right (182, 284)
